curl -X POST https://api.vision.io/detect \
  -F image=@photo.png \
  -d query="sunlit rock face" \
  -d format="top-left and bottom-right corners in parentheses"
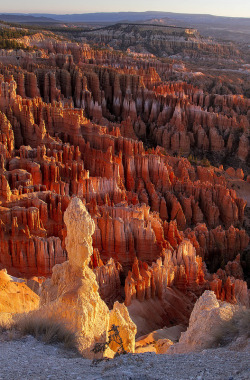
top-left (0, 269), bottom-right (39, 314)
top-left (109, 301), bottom-right (137, 353)
top-left (64, 197), bottom-right (95, 268)
top-left (40, 197), bottom-right (110, 359)
top-left (40, 197), bottom-right (136, 358)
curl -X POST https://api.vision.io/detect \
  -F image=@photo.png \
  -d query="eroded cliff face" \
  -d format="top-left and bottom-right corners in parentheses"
top-left (0, 38), bottom-right (249, 333)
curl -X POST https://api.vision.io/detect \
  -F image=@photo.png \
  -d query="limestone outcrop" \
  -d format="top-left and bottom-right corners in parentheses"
top-left (169, 290), bottom-right (237, 354)
top-left (0, 269), bottom-right (39, 314)
top-left (109, 301), bottom-right (137, 353)
top-left (40, 198), bottom-right (110, 358)
top-left (40, 198), bottom-right (135, 358)
top-left (135, 325), bottom-right (184, 353)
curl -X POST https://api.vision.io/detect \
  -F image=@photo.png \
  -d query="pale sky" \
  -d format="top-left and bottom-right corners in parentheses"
top-left (1, 0), bottom-right (250, 18)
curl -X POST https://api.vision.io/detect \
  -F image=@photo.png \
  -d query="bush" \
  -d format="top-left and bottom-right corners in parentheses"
top-left (0, 313), bottom-right (14, 334)
top-left (0, 312), bottom-right (77, 349)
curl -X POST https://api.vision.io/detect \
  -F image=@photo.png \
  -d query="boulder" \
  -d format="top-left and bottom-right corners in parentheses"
top-left (109, 301), bottom-right (137, 353)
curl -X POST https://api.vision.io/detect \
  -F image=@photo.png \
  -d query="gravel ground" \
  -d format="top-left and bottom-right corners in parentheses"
top-left (0, 336), bottom-right (249, 380)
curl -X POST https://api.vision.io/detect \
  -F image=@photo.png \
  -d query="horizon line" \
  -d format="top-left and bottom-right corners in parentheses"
top-left (1, 11), bottom-right (250, 19)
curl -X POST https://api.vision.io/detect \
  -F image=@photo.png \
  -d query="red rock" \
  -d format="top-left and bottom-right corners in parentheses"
top-left (0, 43), bottom-right (248, 323)
top-left (237, 134), bottom-right (249, 161)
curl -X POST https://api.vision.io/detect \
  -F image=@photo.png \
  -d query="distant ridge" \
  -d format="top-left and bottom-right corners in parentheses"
top-left (0, 14), bottom-right (58, 23)
top-left (1, 11), bottom-right (250, 24)
top-left (1, 12), bottom-right (249, 42)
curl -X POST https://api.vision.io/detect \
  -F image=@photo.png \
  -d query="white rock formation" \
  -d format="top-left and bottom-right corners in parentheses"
top-left (40, 197), bottom-right (110, 358)
top-left (109, 301), bottom-right (137, 353)
top-left (169, 290), bottom-right (237, 354)
top-left (64, 197), bottom-right (95, 268)
top-left (40, 197), bottom-right (136, 358)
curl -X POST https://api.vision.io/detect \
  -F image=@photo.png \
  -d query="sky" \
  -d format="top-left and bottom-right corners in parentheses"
top-left (1, 0), bottom-right (250, 18)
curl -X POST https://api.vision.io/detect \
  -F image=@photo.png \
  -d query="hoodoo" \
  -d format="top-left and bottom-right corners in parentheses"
top-left (40, 197), bottom-right (136, 358)
top-left (40, 197), bottom-right (110, 358)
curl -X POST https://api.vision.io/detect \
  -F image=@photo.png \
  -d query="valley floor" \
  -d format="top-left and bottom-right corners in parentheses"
top-left (0, 336), bottom-right (249, 380)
